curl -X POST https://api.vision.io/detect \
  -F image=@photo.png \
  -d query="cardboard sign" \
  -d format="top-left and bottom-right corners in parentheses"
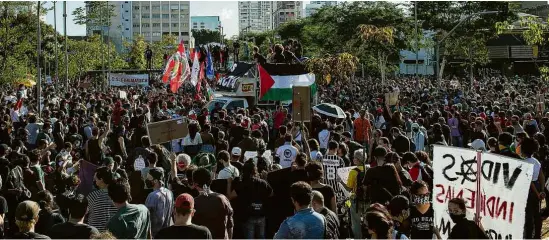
top-left (241, 83), bottom-right (254, 93)
top-left (119, 90), bottom-right (127, 99)
top-left (432, 145), bottom-right (533, 239)
top-left (293, 86), bottom-right (311, 122)
top-left (146, 118), bottom-right (189, 145)
top-left (385, 92), bottom-right (399, 105)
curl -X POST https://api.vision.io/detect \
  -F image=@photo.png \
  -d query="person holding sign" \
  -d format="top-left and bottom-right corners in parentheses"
top-left (447, 198), bottom-right (488, 239)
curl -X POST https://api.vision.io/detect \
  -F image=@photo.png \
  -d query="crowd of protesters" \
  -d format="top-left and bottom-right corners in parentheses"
top-left (0, 39), bottom-right (548, 239)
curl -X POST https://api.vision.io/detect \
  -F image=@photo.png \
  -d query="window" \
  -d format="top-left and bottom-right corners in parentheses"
top-left (181, 32), bottom-right (189, 36)
top-left (153, 32), bottom-right (161, 37)
top-left (193, 22), bottom-right (197, 25)
top-left (142, 14), bottom-right (150, 18)
top-left (226, 100), bottom-right (244, 110)
top-left (152, 14), bottom-right (160, 18)
top-left (152, 6), bottom-right (160, 11)
top-left (125, 19), bottom-right (129, 21)
top-left (162, 14), bottom-right (169, 18)
top-left (162, 23), bottom-right (169, 28)
top-left (142, 23), bottom-right (150, 27)
top-left (133, 32), bottom-right (139, 36)
top-left (172, 14), bottom-right (178, 19)
top-left (170, 5), bottom-right (179, 10)
top-left (153, 23), bottom-right (160, 27)
top-left (200, 22), bottom-right (205, 25)
top-left (200, 26), bottom-right (205, 29)
top-left (172, 23), bottom-right (178, 27)
top-left (125, 10), bottom-right (128, 13)
top-left (134, 6), bottom-right (139, 10)
top-left (125, 28), bottom-right (129, 30)
top-left (125, 1), bottom-right (128, 3)
top-left (193, 26), bottom-right (198, 29)
top-left (133, 23), bottom-right (139, 28)
top-left (162, 5), bottom-right (169, 10)
top-left (143, 6), bottom-right (150, 10)
top-left (144, 32), bottom-right (150, 37)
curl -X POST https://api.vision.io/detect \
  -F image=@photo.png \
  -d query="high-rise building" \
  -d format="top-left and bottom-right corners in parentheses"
top-left (273, 1), bottom-right (303, 29)
top-left (238, 1), bottom-right (274, 34)
top-left (191, 16), bottom-right (221, 32)
top-left (86, 1), bottom-right (191, 51)
top-left (305, 1), bottom-right (336, 17)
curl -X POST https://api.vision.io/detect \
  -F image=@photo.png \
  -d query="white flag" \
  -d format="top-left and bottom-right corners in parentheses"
top-left (190, 51), bottom-right (200, 86)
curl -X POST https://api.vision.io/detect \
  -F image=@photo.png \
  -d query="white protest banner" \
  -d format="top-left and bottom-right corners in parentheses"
top-left (109, 73), bottom-right (149, 87)
top-left (119, 90), bottom-right (127, 99)
top-left (432, 145), bottom-right (533, 239)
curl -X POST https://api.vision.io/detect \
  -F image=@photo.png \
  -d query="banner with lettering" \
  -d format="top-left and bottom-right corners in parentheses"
top-left (432, 145), bottom-right (533, 239)
top-left (109, 73), bottom-right (149, 87)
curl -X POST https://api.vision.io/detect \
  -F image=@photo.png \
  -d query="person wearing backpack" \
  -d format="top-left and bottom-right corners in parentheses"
top-left (346, 149), bottom-right (368, 239)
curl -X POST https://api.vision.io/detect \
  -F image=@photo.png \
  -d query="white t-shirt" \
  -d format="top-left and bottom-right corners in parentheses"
top-left (318, 130), bottom-right (330, 149)
top-left (524, 157), bottom-right (541, 182)
top-left (310, 150), bottom-right (323, 162)
top-left (217, 165), bottom-right (240, 179)
top-left (276, 144), bottom-right (298, 169)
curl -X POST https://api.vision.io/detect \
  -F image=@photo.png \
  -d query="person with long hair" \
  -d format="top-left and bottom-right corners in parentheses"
top-left (365, 203), bottom-right (408, 239)
top-left (34, 190), bottom-right (65, 235)
top-left (182, 121), bottom-right (202, 159)
top-left (227, 160), bottom-right (273, 239)
top-left (305, 161), bottom-right (337, 212)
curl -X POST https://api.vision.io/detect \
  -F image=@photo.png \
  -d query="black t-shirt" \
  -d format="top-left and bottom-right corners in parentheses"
top-left (449, 219), bottom-right (489, 239)
top-left (35, 211), bottom-right (65, 235)
top-left (234, 177), bottom-right (273, 219)
top-left (409, 205), bottom-right (434, 239)
top-left (11, 232), bottom-right (51, 239)
top-left (313, 185), bottom-right (336, 211)
top-left (231, 161), bottom-right (244, 173)
top-left (47, 222), bottom-right (99, 239)
top-left (154, 224), bottom-right (212, 239)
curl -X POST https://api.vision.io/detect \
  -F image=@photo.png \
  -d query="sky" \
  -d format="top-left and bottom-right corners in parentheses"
top-left (45, 1), bottom-right (310, 38)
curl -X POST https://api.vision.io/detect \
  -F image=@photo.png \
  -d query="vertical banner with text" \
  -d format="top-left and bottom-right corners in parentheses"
top-left (432, 145), bottom-right (533, 239)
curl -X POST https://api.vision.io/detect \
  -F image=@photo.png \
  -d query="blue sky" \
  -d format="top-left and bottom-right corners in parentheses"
top-left (45, 1), bottom-right (310, 37)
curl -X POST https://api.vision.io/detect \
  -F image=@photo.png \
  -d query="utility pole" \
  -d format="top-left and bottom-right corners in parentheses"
top-left (415, 1), bottom-right (419, 76)
top-left (54, 1), bottom-right (59, 86)
top-left (37, 1), bottom-right (42, 117)
top-left (64, 1), bottom-right (68, 88)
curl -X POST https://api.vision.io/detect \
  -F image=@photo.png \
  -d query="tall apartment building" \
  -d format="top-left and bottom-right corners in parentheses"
top-left (238, 1), bottom-right (273, 34)
top-left (191, 16), bottom-right (221, 32)
top-left (305, 1), bottom-right (337, 17)
top-left (86, 1), bottom-right (191, 51)
top-left (273, 1), bottom-right (303, 29)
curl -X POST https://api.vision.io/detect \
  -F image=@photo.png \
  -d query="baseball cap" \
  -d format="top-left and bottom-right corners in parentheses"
top-left (231, 147), bottom-right (242, 156)
top-left (469, 139), bottom-right (486, 151)
top-left (175, 193), bottom-right (194, 210)
top-left (15, 201), bottom-right (40, 221)
top-left (149, 168), bottom-right (165, 181)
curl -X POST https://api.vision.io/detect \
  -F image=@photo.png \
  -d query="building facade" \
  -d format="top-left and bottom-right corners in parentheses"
top-left (238, 1), bottom-right (273, 34)
top-left (305, 1), bottom-right (336, 17)
top-left (273, 1), bottom-right (303, 29)
top-left (86, 1), bottom-right (191, 52)
top-left (191, 16), bottom-right (221, 32)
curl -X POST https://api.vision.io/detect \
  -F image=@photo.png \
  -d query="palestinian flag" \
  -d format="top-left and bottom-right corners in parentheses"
top-left (259, 63), bottom-right (316, 101)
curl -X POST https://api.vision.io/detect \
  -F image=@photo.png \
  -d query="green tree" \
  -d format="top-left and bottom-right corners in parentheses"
top-left (358, 25), bottom-right (396, 84)
top-left (191, 29), bottom-right (221, 45)
top-left (306, 53), bottom-right (358, 85)
top-left (126, 35), bottom-right (147, 69)
top-left (150, 34), bottom-right (177, 69)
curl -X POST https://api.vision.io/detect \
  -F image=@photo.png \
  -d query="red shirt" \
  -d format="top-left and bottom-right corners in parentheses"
top-left (274, 111), bottom-right (285, 129)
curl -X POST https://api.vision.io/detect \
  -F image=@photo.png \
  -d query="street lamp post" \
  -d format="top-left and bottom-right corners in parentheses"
top-left (435, 11), bottom-right (500, 82)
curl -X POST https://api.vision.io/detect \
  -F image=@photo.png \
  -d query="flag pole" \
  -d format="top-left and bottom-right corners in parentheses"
top-left (37, 1), bottom-right (42, 117)
top-left (63, 1), bottom-right (68, 88)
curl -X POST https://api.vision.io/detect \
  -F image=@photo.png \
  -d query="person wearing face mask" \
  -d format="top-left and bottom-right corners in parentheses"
top-left (409, 180), bottom-right (441, 239)
top-left (411, 123), bottom-right (426, 152)
top-left (388, 195), bottom-right (411, 235)
top-left (144, 168), bottom-right (174, 237)
top-left (447, 198), bottom-right (488, 239)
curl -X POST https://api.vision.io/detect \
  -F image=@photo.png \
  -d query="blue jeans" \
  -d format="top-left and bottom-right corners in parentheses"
top-left (351, 200), bottom-right (363, 239)
top-left (243, 216), bottom-right (266, 239)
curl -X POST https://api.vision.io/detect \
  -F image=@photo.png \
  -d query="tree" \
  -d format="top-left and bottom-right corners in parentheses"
top-left (412, 1), bottom-right (518, 79)
top-left (127, 35), bottom-right (147, 69)
top-left (73, 1), bottom-right (115, 27)
top-left (191, 29), bottom-right (221, 45)
top-left (150, 34), bottom-right (177, 69)
top-left (306, 53), bottom-right (358, 85)
top-left (358, 25), bottom-right (396, 84)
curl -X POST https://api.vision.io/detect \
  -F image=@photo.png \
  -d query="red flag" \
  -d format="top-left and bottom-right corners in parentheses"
top-left (163, 41), bottom-right (186, 84)
top-left (258, 64), bottom-right (275, 100)
top-left (14, 98), bottom-right (23, 111)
